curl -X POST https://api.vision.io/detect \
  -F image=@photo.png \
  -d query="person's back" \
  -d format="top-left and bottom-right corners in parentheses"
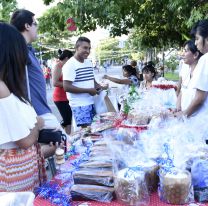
top-left (27, 46), bottom-right (52, 114)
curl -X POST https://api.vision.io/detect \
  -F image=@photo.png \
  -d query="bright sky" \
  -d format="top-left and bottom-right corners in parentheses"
top-left (16, 0), bottom-right (128, 60)
top-left (16, 0), bottom-right (110, 50)
top-left (17, 0), bottom-right (56, 17)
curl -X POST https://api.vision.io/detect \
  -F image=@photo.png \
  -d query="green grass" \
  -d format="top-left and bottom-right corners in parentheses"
top-left (164, 72), bottom-right (179, 81)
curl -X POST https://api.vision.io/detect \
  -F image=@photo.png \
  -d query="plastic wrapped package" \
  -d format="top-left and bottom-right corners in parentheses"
top-left (115, 127), bottom-right (140, 145)
top-left (73, 168), bottom-right (114, 186)
top-left (158, 169), bottom-right (194, 204)
top-left (79, 159), bottom-right (112, 168)
top-left (71, 184), bottom-right (115, 202)
top-left (0, 192), bottom-right (35, 206)
top-left (114, 168), bottom-right (149, 206)
top-left (191, 158), bottom-right (208, 202)
top-left (128, 160), bottom-right (159, 192)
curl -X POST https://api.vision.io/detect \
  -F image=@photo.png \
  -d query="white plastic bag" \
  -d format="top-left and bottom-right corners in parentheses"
top-left (0, 192), bottom-right (35, 206)
top-left (94, 90), bottom-right (108, 114)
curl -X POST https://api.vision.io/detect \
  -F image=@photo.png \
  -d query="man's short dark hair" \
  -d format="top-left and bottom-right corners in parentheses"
top-left (10, 9), bottom-right (34, 32)
top-left (75, 36), bottom-right (91, 48)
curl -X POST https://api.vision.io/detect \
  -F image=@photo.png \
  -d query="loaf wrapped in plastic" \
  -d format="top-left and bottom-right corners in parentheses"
top-left (79, 159), bottom-right (112, 168)
top-left (158, 169), bottom-right (194, 204)
top-left (136, 160), bottom-right (159, 192)
top-left (73, 168), bottom-right (114, 186)
top-left (71, 184), bottom-right (114, 202)
top-left (114, 168), bottom-right (149, 206)
top-left (191, 158), bottom-right (208, 202)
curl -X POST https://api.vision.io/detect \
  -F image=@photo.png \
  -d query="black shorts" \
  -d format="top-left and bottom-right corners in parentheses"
top-left (54, 101), bottom-right (72, 127)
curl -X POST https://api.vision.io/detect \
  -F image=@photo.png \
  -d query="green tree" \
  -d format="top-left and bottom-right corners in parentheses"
top-left (40, 0), bottom-right (208, 48)
top-left (0, 0), bottom-right (17, 22)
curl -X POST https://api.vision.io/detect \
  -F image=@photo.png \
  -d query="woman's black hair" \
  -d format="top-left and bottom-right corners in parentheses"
top-left (0, 22), bottom-right (28, 102)
top-left (58, 49), bottom-right (73, 60)
top-left (122, 65), bottom-right (138, 78)
top-left (142, 64), bottom-right (156, 78)
top-left (183, 39), bottom-right (203, 59)
top-left (191, 19), bottom-right (208, 46)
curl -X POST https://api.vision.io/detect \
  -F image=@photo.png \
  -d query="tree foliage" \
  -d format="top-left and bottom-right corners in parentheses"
top-left (0, 0), bottom-right (17, 22)
top-left (40, 0), bottom-right (208, 48)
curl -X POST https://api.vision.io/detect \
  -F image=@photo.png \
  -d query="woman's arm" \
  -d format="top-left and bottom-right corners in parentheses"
top-left (184, 89), bottom-right (207, 117)
top-left (15, 117), bottom-right (44, 149)
top-left (176, 92), bottom-right (182, 111)
top-left (52, 64), bottom-right (63, 87)
top-left (103, 75), bottom-right (132, 85)
top-left (176, 77), bottom-right (182, 96)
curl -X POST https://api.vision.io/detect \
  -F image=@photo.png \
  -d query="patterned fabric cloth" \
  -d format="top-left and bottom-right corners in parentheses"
top-left (71, 104), bottom-right (96, 126)
top-left (0, 143), bottom-right (47, 192)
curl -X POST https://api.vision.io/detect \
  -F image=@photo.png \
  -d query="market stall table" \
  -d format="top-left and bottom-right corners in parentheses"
top-left (34, 192), bottom-right (207, 206)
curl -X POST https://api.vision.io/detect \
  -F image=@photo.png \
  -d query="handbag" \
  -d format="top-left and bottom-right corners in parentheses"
top-left (38, 129), bottom-right (66, 145)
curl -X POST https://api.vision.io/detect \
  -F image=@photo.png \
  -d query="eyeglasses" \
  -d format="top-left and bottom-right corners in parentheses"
top-left (32, 22), bottom-right (38, 26)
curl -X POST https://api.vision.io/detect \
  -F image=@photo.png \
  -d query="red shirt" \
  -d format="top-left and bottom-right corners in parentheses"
top-left (53, 62), bottom-right (68, 102)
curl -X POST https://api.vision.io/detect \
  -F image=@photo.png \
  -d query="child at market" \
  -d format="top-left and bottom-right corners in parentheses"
top-left (139, 64), bottom-right (157, 90)
top-left (103, 64), bottom-right (139, 87)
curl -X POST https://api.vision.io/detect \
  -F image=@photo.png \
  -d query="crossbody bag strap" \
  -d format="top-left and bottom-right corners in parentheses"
top-left (25, 65), bottom-right (31, 101)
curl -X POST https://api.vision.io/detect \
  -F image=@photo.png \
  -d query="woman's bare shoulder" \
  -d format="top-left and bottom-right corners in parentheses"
top-left (0, 81), bottom-right (10, 98)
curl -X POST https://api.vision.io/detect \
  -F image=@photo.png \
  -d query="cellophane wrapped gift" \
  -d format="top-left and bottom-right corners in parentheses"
top-left (114, 168), bottom-right (149, 206)
top-left (71, 184), bottom-right (115, 202)
top-left (191, 158), bottom-right (208, 202)
top-left (73, 168), bottom-right (114, 187)
top-left (158, 169), bottom-right (194, 204)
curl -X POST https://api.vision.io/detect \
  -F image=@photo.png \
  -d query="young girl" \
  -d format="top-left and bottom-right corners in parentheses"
top-left (103, 65), bottom-right (139, 87)
top-left (139, 64), bottom-right (156, 90)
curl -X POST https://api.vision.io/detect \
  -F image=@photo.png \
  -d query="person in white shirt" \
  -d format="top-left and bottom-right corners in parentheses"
top-left (176, 40), bottom-right (202, 112)
top-left (176, 19), bottom-right (208, 118)
top-left (63, 37), bottom-right (104, 127)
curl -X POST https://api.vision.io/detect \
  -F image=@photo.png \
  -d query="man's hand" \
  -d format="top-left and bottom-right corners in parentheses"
top-left (103, 75), bottom-right (108, 79)
top-left (88, 88), bottom-right (97, 96)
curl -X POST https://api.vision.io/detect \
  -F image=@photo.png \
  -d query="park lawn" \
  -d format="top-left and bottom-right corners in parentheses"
top-left (164, 72), bottom-right (179, 81)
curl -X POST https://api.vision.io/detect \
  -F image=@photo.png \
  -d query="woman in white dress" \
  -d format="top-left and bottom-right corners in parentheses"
top-left (0, 23), bottom-right (46, 192)
top-left (176, 40), bottom-right (202, 112)
top-left (176, 19), bottom-right (208, 118)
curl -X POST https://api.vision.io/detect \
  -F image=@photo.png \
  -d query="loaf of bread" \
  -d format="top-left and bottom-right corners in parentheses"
top-left (114, 168), bottom-right (149, 205)
top-left (73, 168), bottom-right (114, 186)
top-left (159, 170), bottom-right (192, 204)
top-left (71, 184), bottom-right (115, 202)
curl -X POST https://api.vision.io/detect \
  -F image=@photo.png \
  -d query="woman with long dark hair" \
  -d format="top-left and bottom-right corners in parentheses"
top-left (0, 22), bottom-right (46, 192)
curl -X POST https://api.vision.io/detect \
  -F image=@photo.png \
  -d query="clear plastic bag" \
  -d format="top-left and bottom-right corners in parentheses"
top-left (73, 167), bottom-right (114, 187)
top-left (191, 158), bottom-right (208, 202)
top-left (71, 184), bottom-right (114, 202)
top-left (0, 192), bottom-right (35, 206)
top-left (158, 169), bottom-right (194, 204)
top-left (114, 168), bottom-right (149, 206)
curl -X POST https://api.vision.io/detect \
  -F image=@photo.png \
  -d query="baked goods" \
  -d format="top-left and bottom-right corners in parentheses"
top-left (136, 161), bottom-right (159, 192)
top-left (114, 168), bottom-right (149, 205)
top-left (71, 184), bottom-right (115, 202)
top-left (159, 170), bottom-right (192, 204)
top-left (55, 148), bottom-right (65, 165)
top-left (79, 160), bottom-right (112, 168)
